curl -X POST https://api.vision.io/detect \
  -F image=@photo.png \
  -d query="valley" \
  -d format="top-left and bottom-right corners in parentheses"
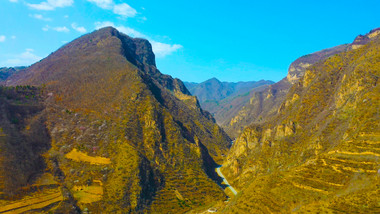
top-left (0, 25), bottom-right (379, 213)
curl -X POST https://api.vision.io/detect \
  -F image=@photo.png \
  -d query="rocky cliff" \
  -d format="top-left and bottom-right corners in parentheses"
top-left (225, 28), bottom-right (380, 138)
top-left (221, 28), bottom-right (380, 213)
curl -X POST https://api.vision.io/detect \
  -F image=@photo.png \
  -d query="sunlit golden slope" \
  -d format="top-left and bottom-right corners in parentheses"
top-left (221, 30), bottom-right (380, 213)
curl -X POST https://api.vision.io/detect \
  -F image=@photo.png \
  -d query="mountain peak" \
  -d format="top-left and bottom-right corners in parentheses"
top-left (88, 26), bottom-right (156, 67)
top-left (7, 27), bottom-right (157, 86)
top-left (2, 23), bottom-right (231, 213)
top-left (208, 77), bottom-right (221, 83)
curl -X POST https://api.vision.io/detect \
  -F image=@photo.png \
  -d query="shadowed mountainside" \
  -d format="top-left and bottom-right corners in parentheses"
top-left (184, 78), bottom-right (273, 103)
top-left (3, 27), bottom-right (231, 213)
top-left (184, 78), bottom-right (273, 130)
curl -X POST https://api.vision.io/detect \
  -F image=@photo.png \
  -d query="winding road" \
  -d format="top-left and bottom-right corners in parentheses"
top-left (216, 167), bottom-right (238, 195)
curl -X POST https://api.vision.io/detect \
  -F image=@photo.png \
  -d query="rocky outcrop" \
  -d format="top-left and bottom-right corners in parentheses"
top-left (351, 27), bottom-right (380, 49)
top-left (224, 28), bottom-right (380, 138)
top-left (221, 29), bottom-right (380, 213)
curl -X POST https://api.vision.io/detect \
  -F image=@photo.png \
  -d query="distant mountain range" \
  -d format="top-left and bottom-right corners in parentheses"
top-left (184, 78), bottom-right (273, 129)
top-left (0, 66), bottom-right (26, 83)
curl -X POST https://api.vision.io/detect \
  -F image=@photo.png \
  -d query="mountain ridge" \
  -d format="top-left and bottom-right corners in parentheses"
top-left (224, 27), bottom-right (380, 138)
top-left (220, 27), bottom-right (380, 213)
top-left (2, 26), bottom-right (231, 213)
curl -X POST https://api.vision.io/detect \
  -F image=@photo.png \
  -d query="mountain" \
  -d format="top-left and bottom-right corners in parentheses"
top-left (220, 28), bottom-right (380, 213)
top-left (1, 27), bottom-right (231, 213)
top-left (225, 28), bottom-right (380, 138)
top-left (185, 78), bottom-right (273, 103)
top-left (0, 66), bottom-right (27, 83)
top-left (184, 78), bottom-right (273, 129)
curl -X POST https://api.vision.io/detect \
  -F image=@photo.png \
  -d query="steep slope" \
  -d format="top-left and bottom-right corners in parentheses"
top-left (221, 30), bottom-right (380, 213)
top-left (0, 86), bottom-right (79, 213)
top-left (225, 28), bottom-right (380, 138)
top-left (184, 78), bottom-right (273, 128)
top-left (4, 27), bottom-right (231, 213)
top-left (0, 86), bottom-right (49, 197)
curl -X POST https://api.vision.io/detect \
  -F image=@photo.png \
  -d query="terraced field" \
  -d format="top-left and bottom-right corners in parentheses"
top-left (73, 180), bottom-right (104, 204)
top-left (289, 133), bottom-right (379, 196)
top-left (65, 148), bottom-right (111, 165)
top-left (150, 170), bottom-right (226, 213)
top-left (222, 130), bottom-right (380, 213)
top-left (0, 173), bottom-right (63, 214)
top-left (0, 190), bottom-right (63, 214)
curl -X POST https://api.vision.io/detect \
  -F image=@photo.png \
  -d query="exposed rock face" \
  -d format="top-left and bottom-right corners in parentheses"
top-left (185, 78), bottom-right (273, 129)
top-left (3, 27), bottom-right (231, 213)
top-left (225, 28), bottom-right (380, 138)
top-left (221, 29), bottom-right (380, 213)
top-left (286, 44), bottom-right (350, 84)
top-left (351, 27), bottom-right (380, 49)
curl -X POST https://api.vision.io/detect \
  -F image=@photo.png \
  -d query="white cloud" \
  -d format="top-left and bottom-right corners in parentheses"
top-left (2, 49), bottom-right (42, 66)
top-left (0, 36), bottom-right (5, 42)
top-left (71, 23), bottom-right (87, 33)
top-left (64, 15), bottom-right (69, 18)
top-left (9, 0), bottom-right (18, 3)
top-left (113, 3), bottom-right (137, 17)
top-left (11, 36), bottom-right (16, 39)
top-left (87, 0), bottom-right (113, 9)
top-left (30, 14), bottom-right (52, 21)
top-left (150, 41), bottom-right (183, 58)
top-left (27, 0), bottom-right (74, 11)
top-left (53, 26), bottom-right (70, 33)
top-left (94, 22), bottom-right (182, 58)
top-left (87, 0), bottom-right (137, 18)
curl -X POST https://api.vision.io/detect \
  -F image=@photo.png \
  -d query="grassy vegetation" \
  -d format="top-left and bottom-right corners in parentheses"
top-left (3, 27), bottom-right (231, 213)
top-left (221, 33), bottom-right (380, 212)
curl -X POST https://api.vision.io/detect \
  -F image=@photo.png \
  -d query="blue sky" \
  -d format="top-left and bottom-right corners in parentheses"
top-left (0, 0), bottom-right (379, 82)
